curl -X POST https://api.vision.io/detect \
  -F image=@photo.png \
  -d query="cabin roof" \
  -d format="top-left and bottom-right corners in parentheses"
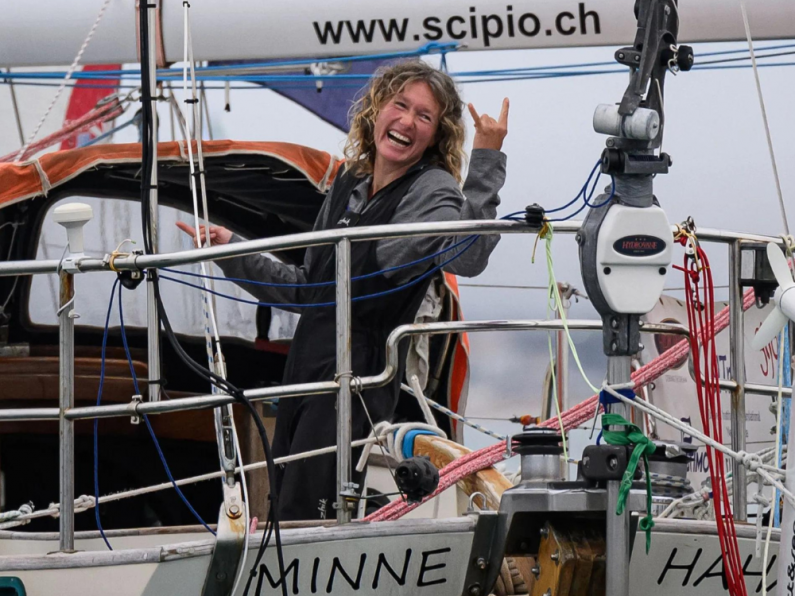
top-left (0, 140), bottom-right (343, 232)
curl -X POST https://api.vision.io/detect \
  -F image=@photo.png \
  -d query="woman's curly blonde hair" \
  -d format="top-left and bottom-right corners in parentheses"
top-left (344, 61), bottom-right (466, 184)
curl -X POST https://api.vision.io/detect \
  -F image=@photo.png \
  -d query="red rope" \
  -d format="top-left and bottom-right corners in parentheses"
top-left (682, 242), bottom-right (747, 596)
top-left (364, 284), bottom-right (756, 524)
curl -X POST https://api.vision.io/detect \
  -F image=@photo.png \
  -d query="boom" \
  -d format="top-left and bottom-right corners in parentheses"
top-left (2, 0), bottom-right (794, 67)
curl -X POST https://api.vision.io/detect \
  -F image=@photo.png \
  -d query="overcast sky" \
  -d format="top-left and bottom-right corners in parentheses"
top-left (1, 40), bottom-right (793, 450)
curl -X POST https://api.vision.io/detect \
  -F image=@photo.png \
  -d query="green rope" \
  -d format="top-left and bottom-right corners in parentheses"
top-left (600, 413), bottom-right (656, 553)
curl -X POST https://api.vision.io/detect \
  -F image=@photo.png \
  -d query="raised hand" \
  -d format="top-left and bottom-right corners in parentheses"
top-left (468, 98), bottom-right (509, 151)
top-left (175, 220), bottom-right (233, 248)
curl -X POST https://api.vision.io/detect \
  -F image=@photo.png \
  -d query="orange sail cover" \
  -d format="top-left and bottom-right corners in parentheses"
top-left (0, 140), bottom-right (341, 209)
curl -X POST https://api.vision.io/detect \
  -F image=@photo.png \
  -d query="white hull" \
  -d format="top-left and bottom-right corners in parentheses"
top-left (0, 518), bottom-right (782, 595)
top-left (2, 0), bottom-right (795, 67)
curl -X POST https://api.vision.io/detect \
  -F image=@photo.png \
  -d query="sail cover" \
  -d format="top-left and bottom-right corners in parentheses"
top-left (3, 0), bottom-right (795, 67)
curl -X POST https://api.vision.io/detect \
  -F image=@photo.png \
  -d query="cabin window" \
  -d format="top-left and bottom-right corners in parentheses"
top-left (29, 196), bottom-right (258, 341)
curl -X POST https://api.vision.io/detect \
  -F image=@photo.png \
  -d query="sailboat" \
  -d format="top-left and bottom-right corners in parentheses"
top-left (0, 1), bottom-right (794, 595)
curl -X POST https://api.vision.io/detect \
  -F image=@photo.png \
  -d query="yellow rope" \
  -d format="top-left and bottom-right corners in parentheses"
top-left (108, 238), bottom-right (135, 273)
top-left (544, 225), bottom-right (600, 394)
top-left (674, 226), bottom-right (703, 272)
top-left (531, 220), bottom-right (550, 264)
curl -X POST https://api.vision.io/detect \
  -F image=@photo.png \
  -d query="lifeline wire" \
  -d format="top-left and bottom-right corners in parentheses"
top-left (400, 383), bottom-right (506, 441)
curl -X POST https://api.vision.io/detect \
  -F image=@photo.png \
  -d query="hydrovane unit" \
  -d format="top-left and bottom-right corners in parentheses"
top-left (465, 2), bottom-right (693, 596)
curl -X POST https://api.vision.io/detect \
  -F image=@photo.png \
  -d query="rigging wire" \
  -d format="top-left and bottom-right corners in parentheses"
top-left (136, 5), bottom-right (289, 593)
top-left (738, 1), bottom-right (789, 236)
top-left (762, 329), bottom-right (787, 595)
top-left (82, 117), bottom-right (138, 147)
top-left (13, 0), bottom-right (113, 161)
top-left (180, 4), bottom-right (251, 592)
top-left (4, 69), bottom-right (25, 145)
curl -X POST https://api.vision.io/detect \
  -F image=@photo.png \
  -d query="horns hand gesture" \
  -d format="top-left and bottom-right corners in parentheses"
top-left (469, 98), bottom-right (509, 152)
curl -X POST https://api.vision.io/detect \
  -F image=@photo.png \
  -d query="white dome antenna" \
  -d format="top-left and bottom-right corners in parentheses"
top-left (52, 203), bottom-right (93, 256)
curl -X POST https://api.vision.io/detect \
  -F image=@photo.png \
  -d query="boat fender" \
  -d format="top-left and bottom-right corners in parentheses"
top-left (394, 456), bottom-right (439, 504)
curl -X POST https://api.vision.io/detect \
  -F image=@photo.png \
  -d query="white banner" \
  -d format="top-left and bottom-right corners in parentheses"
top-left (2, 0), bottom-right (795, 67)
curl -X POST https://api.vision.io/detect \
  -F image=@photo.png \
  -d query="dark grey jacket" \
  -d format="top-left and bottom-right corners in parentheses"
top-left (217, 148), bottom-right (506, 309)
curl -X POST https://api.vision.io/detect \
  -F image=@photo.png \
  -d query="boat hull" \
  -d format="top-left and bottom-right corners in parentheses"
top-left (0, 517), bottom-right (782, 595)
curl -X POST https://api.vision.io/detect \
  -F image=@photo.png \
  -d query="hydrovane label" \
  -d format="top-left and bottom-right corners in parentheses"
top-left (613, 235), bottom-right (667, 257)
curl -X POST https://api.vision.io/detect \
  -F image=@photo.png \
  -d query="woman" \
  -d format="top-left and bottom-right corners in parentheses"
top-left (177, 61), bottom-right (508, 520)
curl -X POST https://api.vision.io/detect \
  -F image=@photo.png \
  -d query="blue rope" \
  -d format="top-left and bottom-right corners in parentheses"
top-left (8, 41), bottom-right (794, 82)
top-left (4, 42), bottom-right (459, 80)
top-left (83, 118), bottom-right (138, 147)
top-left (451, 43), bottom-right (795, 77)
top-left (5, 61), bottom-right (795, 91)
top-left (584, 174), bottom-right (615, 209)
top-left (93, 279), bottom-right (119, 551)
top-left (161, 234), bottom-right (475, 289)
top-left (533, 159), bottom-right (614, 223)
top-left (546, 160), bottom-right (602, 214)
top-left (161, 203), bottom-right (551, 304)
top-left (117, 286), bottom-right (216, 535)
top-left (160, 235), bottom-right (479, 309)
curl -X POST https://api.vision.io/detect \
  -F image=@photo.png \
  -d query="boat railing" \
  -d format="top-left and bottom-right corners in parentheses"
top-left (0, 217), bottom-right (788, 548)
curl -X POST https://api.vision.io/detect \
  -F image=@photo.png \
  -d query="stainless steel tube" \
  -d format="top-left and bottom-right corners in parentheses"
top-left (58, 271), bottom-right (75, 552)
top-left (0, 220), bottom-right (555, 277)
top-left (145, 4), bottom-right (161, 403)
top-left (606, 355), bottom-right (632, 596)
top-left (729, 241), bottom-right (747, 521)
top-left (0, 222), bottom-right (785, 279)
top-left (0, 319), bottom-right (687, 423)
top-left (335, 238), bottom-right (353, 524)
top-left (702, 376), bottom-right (792, 398)
top-left (0, 408), bottom-right (61, 421)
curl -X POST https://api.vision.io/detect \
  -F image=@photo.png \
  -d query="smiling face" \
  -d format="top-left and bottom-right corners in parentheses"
top-left (372, 81), bottom-right (442, 175)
